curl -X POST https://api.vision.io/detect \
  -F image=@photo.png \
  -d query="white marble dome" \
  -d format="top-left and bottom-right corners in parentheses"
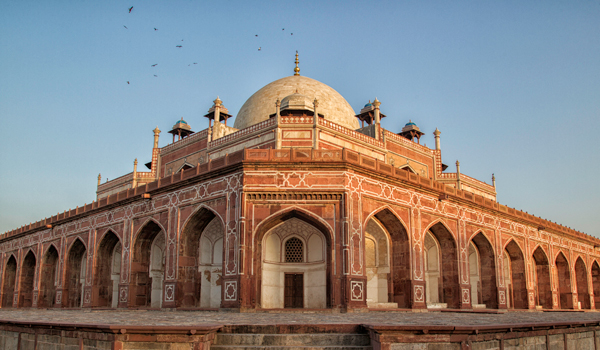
top-left (233, 75), bottom-right (359, 130)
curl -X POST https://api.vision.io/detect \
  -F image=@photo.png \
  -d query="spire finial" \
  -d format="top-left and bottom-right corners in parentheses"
top-left (294, 51), bottom-right (300, 76)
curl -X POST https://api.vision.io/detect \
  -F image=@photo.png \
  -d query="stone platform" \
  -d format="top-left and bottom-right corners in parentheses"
top-left (1, 309), bottom-right (600, 349)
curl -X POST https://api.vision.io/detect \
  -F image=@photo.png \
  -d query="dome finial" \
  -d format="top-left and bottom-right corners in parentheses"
top-left (294, 51), bottom-right (300, 76)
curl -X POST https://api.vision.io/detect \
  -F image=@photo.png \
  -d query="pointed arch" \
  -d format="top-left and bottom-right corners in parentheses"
top-left (532, 246), bottom-right (551, 309)
top-left (131, 218), bottom-right (166, 308)
top-left (592, 260), bottom-right (600, 310)
top-left (178, 205), bottom-right (225, 308)
top-left (555, 251), bottom-right (572, 309)
top-left (1, 255), bottom-right (17, 307)
top-left (19, 250), bottom-right (36, 307)
top-left (93, 230), bottom-right (121, 307)
top-left (574, 257), bottom-right (590, 309)
top-left (364, 207), bottom-right (411, 308)
top-left (469, 231), bottom-right (497, 309)
top-left (423, 220), bottom-right (460, 309)
top-left (255, 207), bottom-right (333, 309)
top-left (65, 237), bottom-right (87, 307)
top-left (504, 239), bottom-right (528, 309)
top-left (38, 244), bottom-right (59, 308)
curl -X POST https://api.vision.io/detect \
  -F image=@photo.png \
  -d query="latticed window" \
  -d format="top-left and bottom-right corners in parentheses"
top-left (285, 237), bottom-right (304, 263)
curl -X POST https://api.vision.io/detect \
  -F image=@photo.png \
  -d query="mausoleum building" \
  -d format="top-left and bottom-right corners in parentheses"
top-left (2, 56), bottom-right (599, 312)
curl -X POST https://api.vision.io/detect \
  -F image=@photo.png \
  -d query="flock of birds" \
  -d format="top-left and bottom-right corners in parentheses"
top-left (122, 6), bottom-right (198, 84)
top-left (123, 6), bottom-right (296, 84)
top-left (256, 28), bottom-right (293, 51)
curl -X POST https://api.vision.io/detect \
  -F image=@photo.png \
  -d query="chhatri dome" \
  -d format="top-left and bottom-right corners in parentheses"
top-left (233, 53), bottom-right (360, 130)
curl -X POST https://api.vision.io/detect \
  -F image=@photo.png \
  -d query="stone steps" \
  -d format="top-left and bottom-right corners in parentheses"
top-left (212, 333), bottom-right (373, 350)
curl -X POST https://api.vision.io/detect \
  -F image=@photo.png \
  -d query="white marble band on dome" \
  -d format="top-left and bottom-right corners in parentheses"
top-left (233, 75), bottom-right (359, 130)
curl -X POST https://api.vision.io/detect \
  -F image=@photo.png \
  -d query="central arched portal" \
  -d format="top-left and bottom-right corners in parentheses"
top-left (261, 217), bottom-right (327, 309)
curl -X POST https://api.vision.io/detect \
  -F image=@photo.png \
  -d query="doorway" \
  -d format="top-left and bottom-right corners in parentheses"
top-left (284, 273), bottom-right (303, 308)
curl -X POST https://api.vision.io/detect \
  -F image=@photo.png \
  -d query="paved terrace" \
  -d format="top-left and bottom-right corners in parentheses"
top-left (1, 309), bottom-right (600, 328)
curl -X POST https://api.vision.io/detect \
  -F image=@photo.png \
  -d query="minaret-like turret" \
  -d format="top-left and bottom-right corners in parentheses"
top-left (153, 126), bottom-right (161, 148)
top-left (433, 128), bottom-right (441, 150)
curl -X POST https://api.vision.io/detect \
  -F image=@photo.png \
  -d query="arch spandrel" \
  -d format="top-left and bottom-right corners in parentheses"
top-left (421, 216), bottom-right (458, 243)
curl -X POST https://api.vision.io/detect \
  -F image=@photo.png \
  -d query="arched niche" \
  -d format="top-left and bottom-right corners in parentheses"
top-left (469, 232), bottom-right (497, 309)
top-left (532, 246), bottom-right (552, 309)
top-left (369, 209), bottom-right (411, 308)
top-left (93, 231), bottom-right (121, 308)
top-left (131, 220), bottom-right (165, 308)
top-left (504, 240), bottom-right (527, 309)
top-left (1, 255), bottom-right (17, 308)
top-left (261, 217), bottom-right (327, 309)
top-left (199, 217), bottom-right (223, 308)
top-left (39, 245), bottom-right (59, 308)
top-left (424, 222), bottom-right (459, 309)
top-left (179, 207), bottom-right (223, 308)
top-left (574, 257), bottom-right (590, 309)
top-left (555, 252), bottom-right (573, 309)
top-left (592, 261), bottom-right (600, 310)
top-left (65, 239), bottom-right (87, 307)
top-left (19, 250), bottom-right (36, 307)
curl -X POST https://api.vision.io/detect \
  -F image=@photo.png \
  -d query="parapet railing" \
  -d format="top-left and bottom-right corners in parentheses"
top-left (3, 148), bottom-right (596, 247)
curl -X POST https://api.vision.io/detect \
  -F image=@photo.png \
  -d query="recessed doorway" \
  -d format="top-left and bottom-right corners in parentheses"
top-left (284, 273), bottom-right (303, 308)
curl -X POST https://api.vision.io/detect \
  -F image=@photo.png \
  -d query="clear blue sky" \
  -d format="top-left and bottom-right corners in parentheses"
top-left (1, 1), bottom-right (599, 237)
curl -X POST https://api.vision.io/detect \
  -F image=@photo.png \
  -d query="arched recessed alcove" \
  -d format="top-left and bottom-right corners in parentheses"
top-left (93, 231), bottom-right (121, 308)
top-left (556, 252), bottom-right (573, 309)
top-left (131, 220), bottom-right (165, 308)
top-left (179, 207), bottom-right (223, 308)
top-left (19, 250), bottom-right (36, 307)
top-left (1, 256), bottom-right (17, 308)
top-left (65, 239), bottom-right (87, 307)
top-left (592, 261), bottom-right (600, 310)
top-left (504, 240), bottom-right (527, 309)
top-left (469, 232), bottom-right (497, 309)
top-left (424, 222), bottom-right (459, 309)
top-left (532, 247), bottom-right (551, 309)
top-left (370, 209), bottom-right (411, 308)
top-left (575, 257), bottom-right (590, 309)
top-left (38, 245), bottom-right (59, 308)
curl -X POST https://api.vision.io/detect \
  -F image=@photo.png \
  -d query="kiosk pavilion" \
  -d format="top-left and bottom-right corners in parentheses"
top-left (2, 56), bottom-right (599, 312)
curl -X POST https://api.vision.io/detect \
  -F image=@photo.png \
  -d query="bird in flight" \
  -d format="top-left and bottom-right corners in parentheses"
top-left (258, 47), bottom-right (261, 51)
top-left (282, 28), bottom-right (285, 30)
top-left (255, 34), bottom-right (258, 37)
top-left (153, 75), bottom-right (158, 77)
top-left (193, 62), bottom-right (197, 64)
top-left (128, 6), bottom-right (133, 13)
top-left (176, 45), bottom-right (182, 48)
top-left (151, 64), bottom-right (158, 67)
top-left (127, 81), bottom-right (130, 84)
top-left (291, 33), bottom-right (293, 35)
top-left (154, 28), bottom-right (158, 31)
top-left (123, 25), bottom-right (128, 29)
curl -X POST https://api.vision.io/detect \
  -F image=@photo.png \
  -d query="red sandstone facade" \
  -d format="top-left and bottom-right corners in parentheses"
top-left (2, 72), bottom-right (599, 313)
